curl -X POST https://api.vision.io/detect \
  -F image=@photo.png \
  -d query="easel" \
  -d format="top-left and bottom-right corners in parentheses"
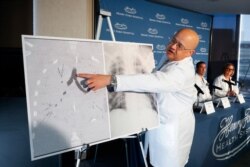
top-left (75, 9), bottom-right (148, 167)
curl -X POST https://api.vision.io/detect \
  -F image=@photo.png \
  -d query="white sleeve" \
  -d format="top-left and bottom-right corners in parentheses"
top-left (232, 82), bottom-right (239, 95)
top-left (213, 76), bottom-right (228, 97)
top-left (116, 69), bottom-right (187, 93)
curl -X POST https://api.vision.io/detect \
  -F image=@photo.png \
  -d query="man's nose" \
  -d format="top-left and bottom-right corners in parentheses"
top-left (169, 43), bottom-right (177, 49)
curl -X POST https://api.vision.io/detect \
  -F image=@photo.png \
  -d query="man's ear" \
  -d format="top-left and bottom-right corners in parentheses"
top-left (189, 50), bottom-right (196, 56)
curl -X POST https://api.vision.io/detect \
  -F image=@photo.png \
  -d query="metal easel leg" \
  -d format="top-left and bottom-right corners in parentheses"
top-left (95, 15), bottom-right (103, 40)
top-left (106, 16), bottom-right (116, 41)
top-left (95, 10), bottom-right (116, 41)
top-left (137, 133), bottom-right (148, 167)
top-left (143, 132), bottom-right (149, 158)
top-left (75, 150), bottom-right (81, 167)
top-left (93, 144), bottom-right (99, 164)
top-left (122, 138), bottom-right (130, 167)
top-left (75, 145), bottom-right (88, 167)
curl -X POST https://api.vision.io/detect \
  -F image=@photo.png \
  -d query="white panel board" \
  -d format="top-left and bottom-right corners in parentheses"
top-left (22, 36), bottom-right (110, 160)
top-left (22, 36), bottom-right (159, 160)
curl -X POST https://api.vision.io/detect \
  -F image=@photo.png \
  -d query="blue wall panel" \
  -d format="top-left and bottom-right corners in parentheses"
top-left (98, 0), bottom-right (212, 68)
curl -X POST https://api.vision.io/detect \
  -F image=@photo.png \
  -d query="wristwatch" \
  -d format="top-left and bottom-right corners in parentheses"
top-left (107, 75), bottom-right (117, 92)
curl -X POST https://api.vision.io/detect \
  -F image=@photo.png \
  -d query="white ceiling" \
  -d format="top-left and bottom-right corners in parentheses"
top-left (151, 0), bottom-right (250, 15)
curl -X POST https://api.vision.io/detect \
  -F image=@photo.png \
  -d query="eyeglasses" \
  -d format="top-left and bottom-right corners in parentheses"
top-left (168, 38), bottom-right (193, 50)
top-left (226, 68), bottom-right (235, 71)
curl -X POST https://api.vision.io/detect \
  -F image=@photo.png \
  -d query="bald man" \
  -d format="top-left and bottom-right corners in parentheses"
top-left (77, 28), bottom-right (199, 167)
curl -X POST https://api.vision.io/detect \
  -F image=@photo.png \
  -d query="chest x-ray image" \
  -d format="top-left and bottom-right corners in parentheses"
top-left (103, 42), bottom-right (158, 138)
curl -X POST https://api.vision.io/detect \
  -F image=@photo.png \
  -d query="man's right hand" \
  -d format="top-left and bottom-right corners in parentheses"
top-left (76, 73), bottom-right (112, 91)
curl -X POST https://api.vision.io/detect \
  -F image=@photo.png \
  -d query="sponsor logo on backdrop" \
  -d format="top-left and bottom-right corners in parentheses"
top-left (148, 28), bottom-right (158, 35)
top-left (156, 44), bottom-right (166, 50)
top-left (200, 48), bottom-right (207, 52)
top-left (106, 22), bottom-right (135, 36)
top-left (212, 108), bottom-right (250, 160)
top-left (124, 6), bottom-right (137, 14)
top-left (149, 13), bottom-right (171, 24)
top-left (140, 28), bottom-right (164, 39)
top-left (154, 44), bottom-right (166, 54)
top-left (116, 6), bottom-right (143, 20)
top-left (201, 22), bottom-right (208, 27)
top-left (196, 47), bottom-right (208, 55)
top-left (176, 18), bottom-right (193, 27)
top-left (156, 13), bottom-right (165, 20)
top-left (181, 18), bottom-right (189, 24)
top-left (197, 21), bottom-right (210, 30)
top-left (199, 34), bottom-right (206, 43)
top-left (114, 23), bottom-right (127, 30)
top-left (193, 59), bottom-right (202, 65)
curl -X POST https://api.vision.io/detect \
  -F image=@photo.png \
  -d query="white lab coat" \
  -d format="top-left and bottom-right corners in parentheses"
top-left (195, 74), bottom-right (212, 102)
top-left (213, 74), bottom-right (239, 97)
top-left (116, 57), bottom-right (197, 167)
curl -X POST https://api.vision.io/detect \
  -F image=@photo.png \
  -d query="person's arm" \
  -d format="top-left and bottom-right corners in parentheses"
top-left (116, 70), bottom-right (185, 93)
top-left (228, 81), bottom-right (239, 96)
top-left (199, 78), bottom-right (212, 101)
top-left (77, 68), bottom-right (187, 93)
top-left (233, 85), bottom-right (239, 95)
top-left (213, 76), bottom-right (228, 97)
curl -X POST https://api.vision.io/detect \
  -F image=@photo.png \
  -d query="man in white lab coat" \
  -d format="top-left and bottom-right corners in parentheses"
top-left (195, 61), bottom-right (212, 102)
top-left (77, 28), bottom-right (200, 167)
top-left (213, 63), bottom-right (239, 98)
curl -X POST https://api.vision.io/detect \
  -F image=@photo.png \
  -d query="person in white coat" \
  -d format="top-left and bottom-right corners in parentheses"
top-left (195, 61), bottom-right (212, 102)
top-left (213, 63), bottom-right (239, 98)
top-left (77, 28), bottom-right (200, 167)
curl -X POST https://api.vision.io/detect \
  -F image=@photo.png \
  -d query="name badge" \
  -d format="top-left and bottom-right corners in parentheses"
top-left (236, 94), bottom-right (245, 104)
top-left (221, 97), bottom-right (231, 108)
top-left (203, 101), bottom-right (215, 114)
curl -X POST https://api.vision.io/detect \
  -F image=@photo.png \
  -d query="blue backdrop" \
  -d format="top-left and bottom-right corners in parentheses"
top-left (98, 0), bottom-right (212, 69)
